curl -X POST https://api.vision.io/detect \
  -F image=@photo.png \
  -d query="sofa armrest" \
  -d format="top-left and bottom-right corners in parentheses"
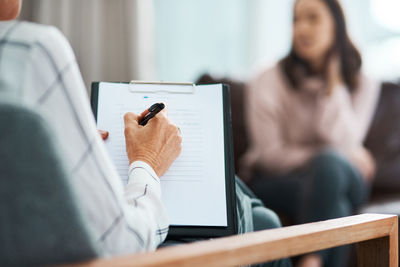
top-left (61, 214), bottom-right (398, 267)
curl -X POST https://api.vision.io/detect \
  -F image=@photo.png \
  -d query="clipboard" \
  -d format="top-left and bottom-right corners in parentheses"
top-left (91, 81), bottom-right (238, 239)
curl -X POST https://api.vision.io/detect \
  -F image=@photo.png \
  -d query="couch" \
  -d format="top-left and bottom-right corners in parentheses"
top-left (197, 74), bottom-right (400, 219)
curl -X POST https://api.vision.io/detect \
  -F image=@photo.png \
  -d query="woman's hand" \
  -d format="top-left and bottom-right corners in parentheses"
top-left (124, 107), bottom-right (182, 177)
top-left (349, 147), bottom-right (376, 183)
top-left (326, 53), bottom-right (343, 95)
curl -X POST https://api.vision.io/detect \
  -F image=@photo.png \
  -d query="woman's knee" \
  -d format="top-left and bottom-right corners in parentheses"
top-left (311, 150), bottom-right (350, 171)
top-left (306, 150), bottom-right (354, 205)
top-left (252, 206), bottom-right (282, 231)
top-left (310, 150), bottom-right (352, 185)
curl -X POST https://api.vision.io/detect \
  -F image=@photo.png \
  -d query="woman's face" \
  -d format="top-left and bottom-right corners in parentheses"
top-left (293, 0), bottom-right (335, 65)
top-left (0, 0), bottom-right (21, 20)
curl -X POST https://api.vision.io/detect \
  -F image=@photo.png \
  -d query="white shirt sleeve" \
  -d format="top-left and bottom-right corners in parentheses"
top-left (124, 161), bottom-right (169, 249)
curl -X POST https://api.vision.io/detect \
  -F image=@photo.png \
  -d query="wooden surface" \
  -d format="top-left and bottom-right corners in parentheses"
top-left (62, 214), bottom-right (398, 267)
top-left (357, 216), bottom-right (398, 267)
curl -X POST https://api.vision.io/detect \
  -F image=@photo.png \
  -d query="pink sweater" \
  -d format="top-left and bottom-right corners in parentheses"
top-left (240, 64), bottom-right (380, 176)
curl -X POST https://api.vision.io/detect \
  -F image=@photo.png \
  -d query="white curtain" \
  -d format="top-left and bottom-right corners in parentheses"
top-left (19, 0), bottom-right (155, 92)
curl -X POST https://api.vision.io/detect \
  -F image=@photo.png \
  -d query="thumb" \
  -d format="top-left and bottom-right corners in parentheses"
top-left (124, 112), bottom-right (140, 127)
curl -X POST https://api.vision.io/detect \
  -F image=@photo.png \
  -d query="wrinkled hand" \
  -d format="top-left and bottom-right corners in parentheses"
top-left (350, 147), bottom-right (376, 183)
top-left (124, 107), bottom-right (182, 177)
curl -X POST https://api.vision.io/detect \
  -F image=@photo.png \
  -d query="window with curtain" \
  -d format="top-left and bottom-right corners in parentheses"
top-left (18, 0), bottom-right (400, 85)
top-left (19, 0), bottom-right (155, 92)
top-left (153, 0), bottom-right (251, 82)
top-left (153, 0), bottom-right (400, 82)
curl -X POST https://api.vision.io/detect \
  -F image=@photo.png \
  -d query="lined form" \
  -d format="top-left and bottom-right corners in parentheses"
top-left (100, 103), bottom-right (204, 184)
top-left (96, 82), bottom-right (227, 227)
top-left (163, 110), bottom-right (204, 181)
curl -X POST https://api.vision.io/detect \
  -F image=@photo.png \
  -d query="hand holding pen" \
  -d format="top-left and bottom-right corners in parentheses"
top-left (97, 103), bottom-right (165, 140)
top-left (139, 103), bottom-right (165, 126)
top-left (124, 103), bottom-right (182, 177)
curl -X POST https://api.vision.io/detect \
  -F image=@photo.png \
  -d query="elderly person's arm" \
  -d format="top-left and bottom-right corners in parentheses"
top-left (0, 0), bottom-right (181, 254)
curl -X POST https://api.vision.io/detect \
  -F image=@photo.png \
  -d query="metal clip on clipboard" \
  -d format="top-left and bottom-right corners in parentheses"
top-left (129, 81), bottom-right (196, 94)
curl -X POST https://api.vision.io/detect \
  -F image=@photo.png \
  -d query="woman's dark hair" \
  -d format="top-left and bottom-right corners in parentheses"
top-left (281, 0), bottom-right (362, 92)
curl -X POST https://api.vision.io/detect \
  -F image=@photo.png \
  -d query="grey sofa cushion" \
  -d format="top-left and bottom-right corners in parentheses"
top-left (0, 101), bottom-right (99, 266)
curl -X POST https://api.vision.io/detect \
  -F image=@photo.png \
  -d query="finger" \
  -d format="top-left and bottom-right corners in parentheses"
top-left (98, 130), bottom-right (109, 140)
top-left (124, 112), bottom-right (139, 126)
top-left (139, 109), bottom-right (149, 120)
top-left (160, 103), bottom-right (168, 116)
top-left (147, 103), bottom-right (169, 125)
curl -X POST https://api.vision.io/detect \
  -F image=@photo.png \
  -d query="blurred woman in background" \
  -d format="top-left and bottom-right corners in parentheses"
top-left (241, 0), bottom-right (380, 266)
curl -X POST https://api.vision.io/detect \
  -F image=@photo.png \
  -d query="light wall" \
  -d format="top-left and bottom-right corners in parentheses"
top-left (154, 0), bottom-right (400, 82)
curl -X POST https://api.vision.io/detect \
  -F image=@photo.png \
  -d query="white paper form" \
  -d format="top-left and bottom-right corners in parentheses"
top-left (96, 82), bottom-right (227, 226)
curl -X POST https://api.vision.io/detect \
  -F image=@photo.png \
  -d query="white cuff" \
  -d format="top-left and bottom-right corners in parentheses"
top-left (128, 161), bottom-right (160, 185)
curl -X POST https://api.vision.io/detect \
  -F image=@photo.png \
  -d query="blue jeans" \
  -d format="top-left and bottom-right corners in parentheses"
top-left (249, 150), bottom-right (368, 267)
top-left (236, 177), bottom-right (292, 267)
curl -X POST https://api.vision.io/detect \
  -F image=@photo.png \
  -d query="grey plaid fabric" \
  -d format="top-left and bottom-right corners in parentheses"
top-left (0, 100), bottom-right (99, 266)
top-left (0, 20), bottom-right (168, 255)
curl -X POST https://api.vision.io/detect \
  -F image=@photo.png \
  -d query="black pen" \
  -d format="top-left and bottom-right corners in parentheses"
top-left (139, 103), bottom-right (165, 126)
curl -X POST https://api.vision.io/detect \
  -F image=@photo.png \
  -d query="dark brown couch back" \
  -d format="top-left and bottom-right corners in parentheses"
top-left (197, 75), bottom-right (248, 174)
top-left (364, 82), bottom-right (400, 192)
top-left (198, 74), bottom-right (400, 193)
